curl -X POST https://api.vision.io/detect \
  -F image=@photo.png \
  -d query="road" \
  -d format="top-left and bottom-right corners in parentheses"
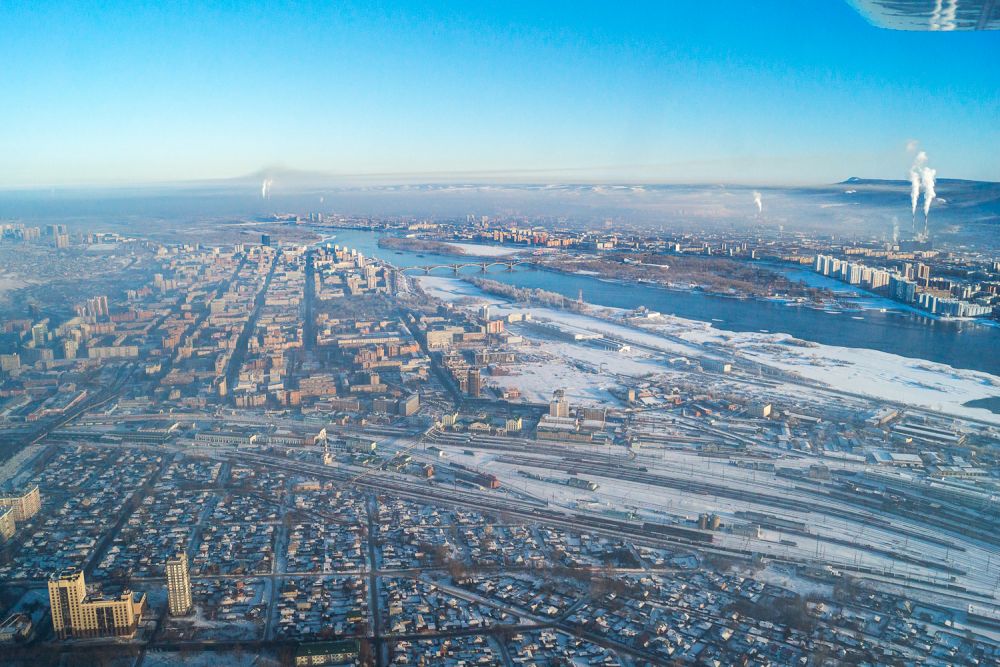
top-left (364, 493), bottom-right (385, 666)
top-left (224, 249), bottom-right (280, 396)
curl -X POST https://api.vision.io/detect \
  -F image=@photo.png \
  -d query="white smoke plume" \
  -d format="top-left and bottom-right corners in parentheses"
top-left (909, 150), bottom-right (927, 218)
top-left (261, 178), bottom-right (274, 199)
top-left (921, 165), bottom-right (937, 218)
top-left (752, 191), bottom-right (762, 214)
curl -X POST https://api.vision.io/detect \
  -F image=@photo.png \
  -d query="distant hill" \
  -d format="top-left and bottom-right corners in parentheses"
top-left (820, 177), bottom-right (1000, 245)
top-left (840, 176), bottom-right (1000, 187)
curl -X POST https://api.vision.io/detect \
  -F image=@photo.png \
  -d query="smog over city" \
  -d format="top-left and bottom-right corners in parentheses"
top-left (1, 2), bottom-right (999, 666)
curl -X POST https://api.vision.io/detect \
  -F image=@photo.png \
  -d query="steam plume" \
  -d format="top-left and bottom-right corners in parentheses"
top-left (752, 191), bottom-right (762, 215)
top-left (920, 165), bottom-right (937, 240)
top-left (920, 166), bottom-right (936, 218)
top-left (908, 151), bottom-right (927, 222)
top-left (261, 178), bottom-right (273, 199)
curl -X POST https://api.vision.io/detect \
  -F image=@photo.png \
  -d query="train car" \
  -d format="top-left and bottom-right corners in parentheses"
top-left (642, 521), bottom-right (715, 544)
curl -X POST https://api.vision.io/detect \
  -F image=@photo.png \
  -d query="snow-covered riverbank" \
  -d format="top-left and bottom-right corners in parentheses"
top-left (416, 274), bottom-right (1000, 424)
top-left (442, 242), bottom-right (523, 257)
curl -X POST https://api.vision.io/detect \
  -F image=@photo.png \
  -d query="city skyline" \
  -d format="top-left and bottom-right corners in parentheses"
top-left (2, 1), bottom-right (999, 188)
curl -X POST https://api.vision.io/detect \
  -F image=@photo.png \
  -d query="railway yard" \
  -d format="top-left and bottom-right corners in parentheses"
top-left (2, 388), bottom-right (1000, 666)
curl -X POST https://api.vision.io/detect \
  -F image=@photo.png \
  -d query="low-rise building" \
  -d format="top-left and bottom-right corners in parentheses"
top-left (0, 613), bottom-right (33, 644)
top-left (294, 639), bottom-right (361, 666)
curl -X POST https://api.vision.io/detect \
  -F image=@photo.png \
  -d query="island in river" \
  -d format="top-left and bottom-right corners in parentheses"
top-left (377, 236), bottom-right (467, 256)
top-left (537, 253), bottom-right (837, 303)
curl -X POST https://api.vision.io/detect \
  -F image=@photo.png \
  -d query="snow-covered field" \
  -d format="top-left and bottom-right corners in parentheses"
top-left (734, 564), bottom-right (834, 598)
top-left (655, 323), bottom-right (1000, 424)
top-left (0, 274), bottom-right (30, 299)
top-left (487, 338), bottom-right (665, 406)
top-left (444, 242), bottom-right (522, 257)
top-left (144, 650), bottom-right (280, 667)
top-left (0, 444), bottom-right (44, 486)
top-left (417, 275), bottom-right (1000, 424)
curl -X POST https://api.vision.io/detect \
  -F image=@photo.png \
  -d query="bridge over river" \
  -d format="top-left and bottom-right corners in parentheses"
top-left (399, 260), bottom-right (536, 274)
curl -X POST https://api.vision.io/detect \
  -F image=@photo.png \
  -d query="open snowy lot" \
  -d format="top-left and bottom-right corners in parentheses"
top-left (417, 275), bottom-right (1000, 424)
top-left (443, 242), bottom-right (523, 257)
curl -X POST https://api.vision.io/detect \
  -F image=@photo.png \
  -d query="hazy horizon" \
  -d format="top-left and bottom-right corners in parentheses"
top-left (2, 165), bottom-right (998, 194)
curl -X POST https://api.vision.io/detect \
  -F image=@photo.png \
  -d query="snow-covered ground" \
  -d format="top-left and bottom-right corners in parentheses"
top-left (0, 444), bottom-right (44, 486)
top-left (0, 274), bottom-right (30, 299)
top-left (416, 275), bottom-right (1000, 424)
top-left (143, 650), bottom-right (281, 667)
top-left (732, 563), bottom-right (834, 598)
top-left (653, 322), bottom-right (1000, 424)
top-left (486, 338), bottom-right (664, 406)
top-left (444, 242), bottom-right (522, 257)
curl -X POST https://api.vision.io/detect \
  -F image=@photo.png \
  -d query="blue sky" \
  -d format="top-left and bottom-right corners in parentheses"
top-left (1, 1), bottom-right (998, 187)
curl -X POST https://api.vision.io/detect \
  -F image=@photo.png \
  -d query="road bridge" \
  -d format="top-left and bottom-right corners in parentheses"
top-left (399, 260), bottom-right (535, 274)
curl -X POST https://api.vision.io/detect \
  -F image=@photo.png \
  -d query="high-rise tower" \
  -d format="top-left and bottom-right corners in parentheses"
top-left (165, 551), bottom-right (193, 616)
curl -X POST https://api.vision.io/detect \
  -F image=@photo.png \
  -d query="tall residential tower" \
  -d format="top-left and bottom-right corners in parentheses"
top-left (165, 551), bottom-right (193, 616)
